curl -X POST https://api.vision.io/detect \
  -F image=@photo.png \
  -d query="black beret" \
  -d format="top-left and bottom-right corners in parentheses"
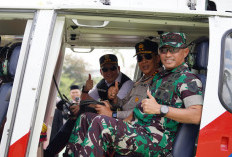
top-left (70, 85), bottom-right (80, 90)
top-left (135, 39), bottom-right (158, 56)
top-left (99, 54), bottom-right (118, 67)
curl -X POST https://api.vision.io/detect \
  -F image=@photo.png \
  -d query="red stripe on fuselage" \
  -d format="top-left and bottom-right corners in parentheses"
top-left (196, 111), bottom-right (232, 157)
top-left (8, 132), bottom-right (30, 157)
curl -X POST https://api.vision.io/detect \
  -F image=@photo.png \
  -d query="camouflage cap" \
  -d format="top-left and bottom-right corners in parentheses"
top-left (99, 54), bottom-right (118, 67)
top-left (134, 39), bottom-right (158, 56)
top-left (159, 32), bottom-right (187, 48)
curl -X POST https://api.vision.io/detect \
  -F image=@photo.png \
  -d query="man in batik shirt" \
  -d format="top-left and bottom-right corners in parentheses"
top-left (64, 32), bottom-right (203, 157)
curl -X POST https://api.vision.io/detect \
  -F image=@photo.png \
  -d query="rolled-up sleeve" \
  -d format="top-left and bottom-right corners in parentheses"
top-left (180, 78), bottom-right (203, 108)
top-left (88, 85), bottom-right (100, 101)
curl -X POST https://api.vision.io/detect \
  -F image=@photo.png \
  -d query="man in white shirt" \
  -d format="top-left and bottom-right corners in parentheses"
top-left (81, 54), bottom-right (134, 103)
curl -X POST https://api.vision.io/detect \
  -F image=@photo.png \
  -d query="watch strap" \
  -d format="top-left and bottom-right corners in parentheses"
top-left (112, 111), bottom-right (117, 118)
top-left (82, 85), bottom-right (89, 93)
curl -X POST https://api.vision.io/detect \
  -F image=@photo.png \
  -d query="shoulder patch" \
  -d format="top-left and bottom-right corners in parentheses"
top-left (187, 81), bottom-right (198, 92)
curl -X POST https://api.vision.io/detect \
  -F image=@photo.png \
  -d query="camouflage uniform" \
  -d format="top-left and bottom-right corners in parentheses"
top-left (64, 63), bottom-right (203, 157)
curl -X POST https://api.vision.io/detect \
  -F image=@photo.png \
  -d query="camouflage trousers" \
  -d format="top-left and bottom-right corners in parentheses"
top-left (64, 112), bottom-right (171, 157)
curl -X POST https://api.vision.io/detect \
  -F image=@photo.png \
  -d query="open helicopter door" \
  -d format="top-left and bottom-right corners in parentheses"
top-left (196, 16), bottom-right (232, 157)
top-left (0, 10), bottom-right (65, 157)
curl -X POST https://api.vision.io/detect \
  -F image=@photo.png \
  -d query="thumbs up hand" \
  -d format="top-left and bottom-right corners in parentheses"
top-left (85, 74), bottom-right (93, 91)
top-left (141, 90), bottom-right (161, 114)
top-left (115, 81), bottom-right (119, 91)
top-left (108, 81), bottom-right (119, 100)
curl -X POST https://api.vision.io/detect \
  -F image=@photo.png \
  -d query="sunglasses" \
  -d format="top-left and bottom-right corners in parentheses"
top-left (101, 65), bottom-right (117, 72)
top-left (159, 47), bottom-right (182, 54)
top-left (137, 54), bottom-right (153, 62)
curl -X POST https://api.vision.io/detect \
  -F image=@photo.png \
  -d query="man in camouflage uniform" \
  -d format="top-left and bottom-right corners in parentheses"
top-left (64, 32), bottom-right (203, 157)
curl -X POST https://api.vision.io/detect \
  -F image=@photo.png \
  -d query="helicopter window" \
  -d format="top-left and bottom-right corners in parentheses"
top-left (59, 48), bottom-right (137, 101)
top-left (219, 30), bottom-right (232, 113)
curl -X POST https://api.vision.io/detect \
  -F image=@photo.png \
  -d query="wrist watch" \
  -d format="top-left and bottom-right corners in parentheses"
top-left (112, 111), bottom-right (117, 118)
top-left (82, 85), bottom-right (89, 93)
top-left (160, 105), bottom-right (169, 117)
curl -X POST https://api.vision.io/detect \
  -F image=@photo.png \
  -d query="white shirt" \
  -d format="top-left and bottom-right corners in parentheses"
top-left (89, 72), bottom-right (134, 101)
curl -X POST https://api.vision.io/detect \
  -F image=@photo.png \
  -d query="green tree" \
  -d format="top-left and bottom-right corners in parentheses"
top-left (60, 53), bottom-right (89, 99)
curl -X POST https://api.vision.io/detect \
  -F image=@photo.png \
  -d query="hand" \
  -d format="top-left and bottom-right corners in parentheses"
top-left (95, 101), bottom-right (112, 117)
top-left (85, 74), bottom-right (93, 91)
top-left (141, 90), bottom-right (161, 114)
top-left (69, 105), bottom-right (80, 116)
top-left (108, 81), bottom-right (119, 100)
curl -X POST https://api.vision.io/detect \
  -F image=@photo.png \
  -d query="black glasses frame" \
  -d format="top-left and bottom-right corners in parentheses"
top-left (101, 65), bottom-right (118, 72)
top-left (159, 47), bottom-right (183, 54)
top-left (137, 53), bottom-right (153, 62)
